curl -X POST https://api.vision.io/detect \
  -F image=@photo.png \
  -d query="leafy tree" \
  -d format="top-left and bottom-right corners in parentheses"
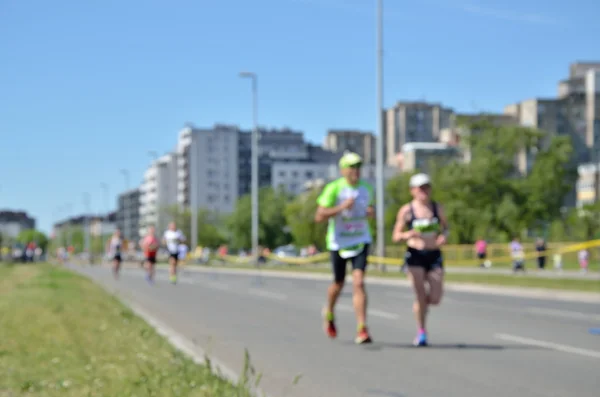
top-left (285, 188), bottom-right (328, 251)
top-left (228, 187), bottom-right (292, 250)
top-left (16, 229), bottom-right (49, 251)
top-left (162, 205), bottom-right (227, 248)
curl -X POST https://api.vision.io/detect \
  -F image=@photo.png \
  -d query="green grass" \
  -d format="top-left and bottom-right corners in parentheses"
top-left (0, 263), bottom-right (261, 397)
top-left (199, 262), bottom-right (600, 293)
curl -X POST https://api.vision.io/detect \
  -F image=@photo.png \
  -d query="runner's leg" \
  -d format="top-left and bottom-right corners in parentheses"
top-left (426, 267), bottom-right (444, 306)
top-left (324, 251), bottom-right (346, 338)
top-left (169, 254), bottom-right (178, 283)
top-left (408, 266), bottom-right (428, 340)
top-left (352, 268), bottom-right (367, 327)
top-left (352, 251), bottom-right (372, 344)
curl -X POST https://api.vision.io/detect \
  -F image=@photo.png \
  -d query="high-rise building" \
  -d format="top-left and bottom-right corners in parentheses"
top-left (176, 124), bottom-right (239, 214)
top-left (385, 101), bottom-right (454, 165)
top-left (116, 188), bottom-right (141, 243)
top-left (323, 130), bottom-right (376, 164)
top-left (504, 62), bottom-right (600, 206)
top-left (139, 153), bottom-right (177, 236)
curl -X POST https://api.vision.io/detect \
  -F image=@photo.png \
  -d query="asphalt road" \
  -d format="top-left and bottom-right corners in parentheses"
top-left (76, 265), bottom-right (600, 397)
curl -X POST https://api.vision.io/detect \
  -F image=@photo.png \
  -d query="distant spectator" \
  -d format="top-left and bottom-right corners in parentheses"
top-left (579, 249), bottom-right (589, 274)
top-left (535, 238), bottom-right (547, 270)
top-left (510, 237), bottom-right (525, 272)
top-left (553, 252), bottom-right (563, 272)
top-left (474, 238), bottom-right (488, 268)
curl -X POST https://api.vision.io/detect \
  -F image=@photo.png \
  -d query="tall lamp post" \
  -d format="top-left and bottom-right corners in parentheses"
top-left (119, 169), bottom-right (130, 248)
top-left (83, 192), bottom-right (91, 263)
top-left (375, 0), bottom-right (386, 262)
top-left (100, 183), bottom-right (109, 260)
top-left (239, 71), bottom-right (259, 260)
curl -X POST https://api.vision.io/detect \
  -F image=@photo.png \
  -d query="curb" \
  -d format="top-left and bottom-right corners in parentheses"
top-left (69, 264), bottom-right (271, 397)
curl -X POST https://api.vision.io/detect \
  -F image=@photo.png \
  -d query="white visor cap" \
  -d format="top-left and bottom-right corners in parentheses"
top-left (409, 173), bottom-right (431, 188)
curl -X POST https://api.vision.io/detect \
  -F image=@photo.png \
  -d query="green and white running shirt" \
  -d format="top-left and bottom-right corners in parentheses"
top-left (317, 177), bottom-right (374, 257)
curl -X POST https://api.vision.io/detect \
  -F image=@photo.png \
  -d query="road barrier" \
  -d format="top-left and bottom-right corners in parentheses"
top-left (215, 239), bottom-right (600, 269)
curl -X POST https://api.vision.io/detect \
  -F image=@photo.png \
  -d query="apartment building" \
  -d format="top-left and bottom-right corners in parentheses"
top-left (176, 124), bottom-right (239, 215)
top-left (385, 101), bottom-right (454, 166)
top-left (89, 212), bottom-right (117, 237)
top-left (323, 130), bottom-right (376, 164)
top-left (271, 162), bottom-right (330, 196)
top-left (505, 62), bottom-right (600, 163)
top-left (139, 153), bottom-right (177, 236)
top-left (0, 210), bottom-right (36, 239)
top-left (116, 189), bottom-right (141, 242)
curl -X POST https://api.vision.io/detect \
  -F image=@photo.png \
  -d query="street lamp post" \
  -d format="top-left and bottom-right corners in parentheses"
top-left (239, 71), bottom-right (260, 260)
top-left (65, 202), bottom-right (73, 250)
top-left (119, 169), bottom-right (130, 245)
top-left (83, 192), bottom-right (91, 263)
top-left (100, 183), bottom-right (109, 260)
top-left (375, 0), bottom-right (386, 262)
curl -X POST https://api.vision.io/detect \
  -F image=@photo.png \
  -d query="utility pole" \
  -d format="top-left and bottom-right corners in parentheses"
top-left (375, 0), bottom-right (386, 264)
top-left (100, 183), bottom-right (109, 261)
top-left (239, 71), bottom-right (260, 260)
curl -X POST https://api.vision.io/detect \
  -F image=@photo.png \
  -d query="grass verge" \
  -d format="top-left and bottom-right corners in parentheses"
top-left (0, 263), bottom-right (258, 396)
top-left (199, 263), bottom-right (600, 293)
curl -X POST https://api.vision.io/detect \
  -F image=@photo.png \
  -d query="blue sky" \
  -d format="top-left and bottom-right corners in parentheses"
top-left (1, 0), bottom-right (598, 233)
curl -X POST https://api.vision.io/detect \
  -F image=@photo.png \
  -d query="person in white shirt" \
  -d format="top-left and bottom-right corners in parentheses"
top-left (163, 222), bottom-right (185, 284)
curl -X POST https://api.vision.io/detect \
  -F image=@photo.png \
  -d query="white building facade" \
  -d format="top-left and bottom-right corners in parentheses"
top-left (177, 124), bottom-right (239, 214)
top-left (271, 162), bottom-right (330, 196)
top-left (139, 153), bottom-right (178, 236)
top-left (275, 162), bottom-right (400, 196)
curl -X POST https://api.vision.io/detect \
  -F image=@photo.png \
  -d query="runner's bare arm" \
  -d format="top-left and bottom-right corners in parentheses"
top-left (436, 203), bottom-right (449, 242)
top-left (392, 205), bottom-right (411, 242)
top-left (315, 198), bottom-right (355, 223)
top-left (366, 205), bottom-right (375, 218)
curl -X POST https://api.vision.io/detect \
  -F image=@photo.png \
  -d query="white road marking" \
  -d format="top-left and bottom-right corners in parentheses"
top-left (247, 288), bottom-right (287, 301)
top-left (337, 304), bottom-right (399, 320)
top-left (494, 333), bottom-right (600, 360)
top-left (202, 281), bottom-right (231, 291)
top-left (369, 308), bottom-right (400, 320)
top-left (385, 291), bottom-right (413, 299)
top-left (527, 307), bottom-right (600, 322)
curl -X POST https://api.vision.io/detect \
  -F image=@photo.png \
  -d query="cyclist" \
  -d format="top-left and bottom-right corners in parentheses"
top-left (315, 152), bottom-right (375, 344)
top-left (107, 229), bottom-right (124, 279)
top-left (140, 225), bottom-right (159, 284)
top-left (392, 173), bottom-right (448, 346)
top-left (163, 222), bottom-right (185, 284)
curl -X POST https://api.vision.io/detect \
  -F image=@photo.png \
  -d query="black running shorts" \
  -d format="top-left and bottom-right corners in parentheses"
top-left (330, 244), bottom-right (370, 283)
top-left (405, 247), bottom-right (443, 273)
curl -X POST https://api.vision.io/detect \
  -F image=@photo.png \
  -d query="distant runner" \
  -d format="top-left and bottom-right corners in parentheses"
top-left (140, 225), bottom-right (159, 284)
top-left (392, 173), bottom-right (448, 347)
top-left (107, 229), bottom-right (124, 279)
top-left (163, 222), bottom-right (185, 284)
top-left (315, 152), bottom-right (375, 344)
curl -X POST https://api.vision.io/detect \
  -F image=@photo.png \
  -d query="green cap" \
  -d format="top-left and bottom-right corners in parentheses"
top-left (339, 152), bottom-right (363, 169)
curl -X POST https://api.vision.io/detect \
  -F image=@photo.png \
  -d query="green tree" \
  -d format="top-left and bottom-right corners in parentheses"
top-left (228, 187), bottom-right (292, 250)
top-left (16, 229), bottom-right (49, 251)
top-left (285, 188), bottom-right (328, 251)
top-left (162, 205), bottom-right (227, 248)
top-left (383, 117), bottom-right (576, 244)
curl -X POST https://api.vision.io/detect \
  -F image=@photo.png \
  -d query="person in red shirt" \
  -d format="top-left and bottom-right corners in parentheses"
top-left (140, 226), bottom-right (159, 284)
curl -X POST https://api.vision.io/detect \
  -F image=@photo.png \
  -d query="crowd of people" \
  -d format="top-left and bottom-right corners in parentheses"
top-left (107, 221), bottom-right (187, 284)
